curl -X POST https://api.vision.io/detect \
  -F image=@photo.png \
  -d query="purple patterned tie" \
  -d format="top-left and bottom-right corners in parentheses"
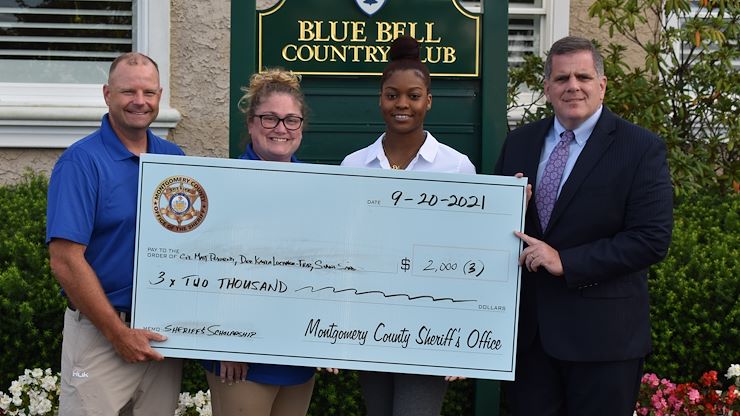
top-left (536, 130), bottom-right (575, 230)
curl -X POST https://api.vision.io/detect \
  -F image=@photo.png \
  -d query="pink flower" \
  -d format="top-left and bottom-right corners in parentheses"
top-left (635, 367), bottom-right (739, 416)
top-left (651, 394), bottom-right (667, 410)
top-left (643, 373), bottom-right (660, 388)
top-left (687, 388), bottom-right (701, 403)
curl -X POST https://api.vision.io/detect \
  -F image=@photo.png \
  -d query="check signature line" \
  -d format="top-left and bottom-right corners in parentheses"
top-left (294, 285), bottom-right (477, 303)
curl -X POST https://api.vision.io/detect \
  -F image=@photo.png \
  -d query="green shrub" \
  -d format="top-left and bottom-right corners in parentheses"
top-left (646, 193), bottom-right (740, 383)
top-left (181, 360), bottom-right (208, 395)
top-left (308, 371), bottom-right (363, 415)
top-left (0, 172), bottom-right (64, 389)
top-left (588, 0), bottom-right (739, 196)
top-left (442, 378), bottom-right (475, 415)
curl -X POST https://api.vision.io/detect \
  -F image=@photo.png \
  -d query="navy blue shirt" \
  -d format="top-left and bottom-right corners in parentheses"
top-left (238, 142), bottom-right (300, 163)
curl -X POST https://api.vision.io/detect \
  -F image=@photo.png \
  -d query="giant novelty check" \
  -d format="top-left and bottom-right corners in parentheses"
top-left (132, 154), bottom-right (526, 380)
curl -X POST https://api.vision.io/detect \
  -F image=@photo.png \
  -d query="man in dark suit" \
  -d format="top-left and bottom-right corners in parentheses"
top-left (495, 36), bottom-right (673, 415)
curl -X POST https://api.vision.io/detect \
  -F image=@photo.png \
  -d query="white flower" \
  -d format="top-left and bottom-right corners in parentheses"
top-left (726, 363), bottom-right (740, 379)
top-left (4, 368), bottom-right (214, 416)
top-left (0, 368), bottom-right (60, 415)
top-left (175, 390), bottom-right (212, 416)
top-left (40, 376), bottom-right (57, 392)
top-left (192, 391), bottom-right (208, 407)
top-left (1, 393), bottom-right (13, 409)
top-left (9, 380), bottom-right (23, 396)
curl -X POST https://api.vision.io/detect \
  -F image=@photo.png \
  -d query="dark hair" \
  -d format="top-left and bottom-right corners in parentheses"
top-left (544, 36), bottom-right (604, 80)
top-left (380, 36), bottom-right (431, 90)
top-left (108, 52), bottom-right (159, 81)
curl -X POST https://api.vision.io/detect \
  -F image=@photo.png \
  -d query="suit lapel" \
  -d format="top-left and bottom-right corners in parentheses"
top-left (526, 117), bottom-right (553, 236)
top-left (546, 109), bottom-right (617, 233)
top-left (525, 117), bottom-right (552, 191)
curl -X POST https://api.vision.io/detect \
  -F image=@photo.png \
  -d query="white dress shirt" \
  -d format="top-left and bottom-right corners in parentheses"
top-left (536, 106), bottom-right (603, 197)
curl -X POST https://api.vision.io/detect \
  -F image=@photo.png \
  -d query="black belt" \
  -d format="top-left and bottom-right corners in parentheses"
top-left (67, 299), bottom-right (131, 323)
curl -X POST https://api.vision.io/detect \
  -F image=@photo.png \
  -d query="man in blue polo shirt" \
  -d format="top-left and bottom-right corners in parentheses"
top-left (47, 52), bottom-right (185, 415)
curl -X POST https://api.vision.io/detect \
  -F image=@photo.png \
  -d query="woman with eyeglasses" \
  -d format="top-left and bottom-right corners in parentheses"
top-left (202, 68), bottom-right (315, 416)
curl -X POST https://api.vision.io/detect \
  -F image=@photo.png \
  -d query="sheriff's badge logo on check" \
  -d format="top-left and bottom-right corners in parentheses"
top-left (152, 176), bottom-right (208, 232)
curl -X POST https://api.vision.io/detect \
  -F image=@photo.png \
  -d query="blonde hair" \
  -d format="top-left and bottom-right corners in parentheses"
top-left (238, 68), bottom-right (306, 122)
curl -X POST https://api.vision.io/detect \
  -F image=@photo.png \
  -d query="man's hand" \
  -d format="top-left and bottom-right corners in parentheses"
top-left (515, 231), bottom-right (564, 276)
top-left (514, 172), bottom-right (532, 206)
top-left (49, 239), bottom-right (170, 363)
top-left (110, 327), bottom-right (168, 363)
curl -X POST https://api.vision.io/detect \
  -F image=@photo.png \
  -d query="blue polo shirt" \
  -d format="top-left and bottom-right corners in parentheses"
top-left (203, 144), bottom-right (314, 386)
top-left (238, 142), bottom-right (300, 163)
top-left (46, 114), bottom-right (184, 311)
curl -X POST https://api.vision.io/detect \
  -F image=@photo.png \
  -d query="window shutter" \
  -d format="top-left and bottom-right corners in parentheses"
top-left (460, 1), bottom-right (542, 68)
top-left (0, 1), bottom-right (133, 61)
top-left (508, 16), bottom-right (539, 67)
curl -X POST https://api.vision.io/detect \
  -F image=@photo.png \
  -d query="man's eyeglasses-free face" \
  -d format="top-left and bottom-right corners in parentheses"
top-left (254, 114), bottom-right (304, 131)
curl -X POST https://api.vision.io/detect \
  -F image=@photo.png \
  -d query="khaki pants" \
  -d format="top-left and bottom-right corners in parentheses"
top-left (206, 370), bottom-right (314, 416)
top-left (59, 308), bottom-right (183, 416)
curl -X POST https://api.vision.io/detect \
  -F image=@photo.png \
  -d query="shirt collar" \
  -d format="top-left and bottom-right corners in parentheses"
top-left (365, 131), bottom-right (438, 166)
top-left (101, 114), bottom-right (138, 161)
top-left (416, 131), bottom-right (439, 164)
top-left (363, 134), bottom-right (387, 165)
top-left (242, 143), bottom-right (300, 163)
top-left (553, 105), bottom-right (603, 146)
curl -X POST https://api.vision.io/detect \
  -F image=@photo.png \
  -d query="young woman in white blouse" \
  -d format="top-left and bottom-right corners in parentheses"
top-left (340, 35), bottom-right (474, 416)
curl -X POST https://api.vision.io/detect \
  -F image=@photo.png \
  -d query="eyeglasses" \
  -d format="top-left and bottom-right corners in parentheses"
top-left (254, 114), bottom-right (304, 131)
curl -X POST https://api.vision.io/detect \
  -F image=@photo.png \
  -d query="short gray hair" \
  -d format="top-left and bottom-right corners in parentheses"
top-left (544, 36), bottom-right (604, 80)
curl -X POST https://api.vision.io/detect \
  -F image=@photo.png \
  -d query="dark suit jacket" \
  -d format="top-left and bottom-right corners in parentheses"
top-left (495, 107), bottom-right (673, 362)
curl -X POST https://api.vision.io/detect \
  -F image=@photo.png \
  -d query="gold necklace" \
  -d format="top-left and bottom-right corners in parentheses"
top-left (383, 134), bottom-right (426, 170)
top-left (387, 153), bottom-right (416, 170)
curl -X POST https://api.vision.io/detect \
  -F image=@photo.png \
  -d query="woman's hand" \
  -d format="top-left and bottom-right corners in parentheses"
top-left (220, 361), bottom-right (248, 384)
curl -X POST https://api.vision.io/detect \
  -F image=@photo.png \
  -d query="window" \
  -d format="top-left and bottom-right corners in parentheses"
top-left (461, 0), bottom-right (570, 68)
top-left (0, 0), bottom-right (177, 148)
top-left (0, 0), bottom-right (133, 84)
top-left (462, 0), bottom-right (569, 123)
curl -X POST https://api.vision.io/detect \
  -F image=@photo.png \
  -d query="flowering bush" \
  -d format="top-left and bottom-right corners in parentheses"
top-left (0, 368), bottom-right (212, 416)
top-left (174, 390), bottom-right (212, 416)
top-left (0, 368), bottom-right (60, 416)
top-left (636, 364), bottom-right (740, 416)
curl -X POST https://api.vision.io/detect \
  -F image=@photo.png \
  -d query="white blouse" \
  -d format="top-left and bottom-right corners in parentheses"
top-left (340, 131), bottom-right (476, 174)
